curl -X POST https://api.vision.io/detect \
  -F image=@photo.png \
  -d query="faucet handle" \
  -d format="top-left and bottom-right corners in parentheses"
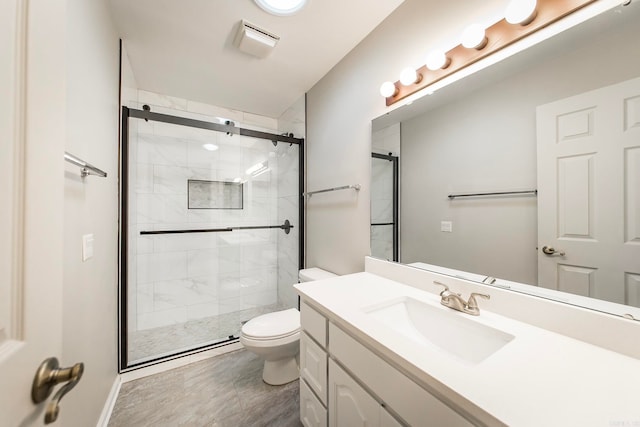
top-left (467, 293), bottom-right (490, 309)
top-left (433, 281), bottom-right (449, 295)
top-left (464, 293), bottom-right (490, 316)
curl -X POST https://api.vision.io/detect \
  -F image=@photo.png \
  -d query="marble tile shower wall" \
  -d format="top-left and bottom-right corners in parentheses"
top-left (126, 90), bottom-right (299, 332)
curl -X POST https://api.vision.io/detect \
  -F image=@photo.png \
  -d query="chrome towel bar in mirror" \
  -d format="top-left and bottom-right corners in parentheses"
top-left (304, 184), bottom-right (361, 197)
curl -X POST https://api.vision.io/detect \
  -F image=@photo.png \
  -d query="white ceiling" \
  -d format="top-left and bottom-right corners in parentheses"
top-left (108, 0), bottom-right (405, 118)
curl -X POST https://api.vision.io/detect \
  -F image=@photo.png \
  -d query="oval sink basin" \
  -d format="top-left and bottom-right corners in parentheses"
top-left (365, 296), bottom-right (514, 364)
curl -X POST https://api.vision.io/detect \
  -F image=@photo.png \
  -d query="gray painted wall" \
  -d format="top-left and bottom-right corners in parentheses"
top-left (63, 0), bottom-right (120, 424)
top-left (306, 0), bottom-right (506, 274)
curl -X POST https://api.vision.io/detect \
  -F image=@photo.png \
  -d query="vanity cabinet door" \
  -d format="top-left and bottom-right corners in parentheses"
top-left (328, 359), bottom-right (380, 427)
top-left (301, 378), bottom-right (328, 427)
top-left (301, 332), bottom-right (328, 405)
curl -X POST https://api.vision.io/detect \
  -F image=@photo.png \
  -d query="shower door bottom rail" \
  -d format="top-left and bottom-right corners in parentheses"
top-left (140, 219), bottom-right (294, 235)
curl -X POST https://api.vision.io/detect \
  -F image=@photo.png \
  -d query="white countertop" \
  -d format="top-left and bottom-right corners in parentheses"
top-left (295, 272), bottom-right (640, 427)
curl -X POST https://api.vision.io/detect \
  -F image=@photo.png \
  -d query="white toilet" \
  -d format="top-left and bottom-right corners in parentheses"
top-left (240, 268), bottom-right (337, 385)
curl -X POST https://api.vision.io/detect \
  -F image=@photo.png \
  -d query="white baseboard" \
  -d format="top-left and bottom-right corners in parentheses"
top-left (96, 375), bottom-right (122, 427)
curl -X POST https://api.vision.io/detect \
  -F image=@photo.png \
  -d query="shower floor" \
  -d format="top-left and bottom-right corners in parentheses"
top-left (128, 302), bottom-right (288, 364)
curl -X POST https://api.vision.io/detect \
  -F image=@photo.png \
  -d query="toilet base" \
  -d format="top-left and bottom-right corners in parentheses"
top-left (262, 355), bottom-right (299, 385)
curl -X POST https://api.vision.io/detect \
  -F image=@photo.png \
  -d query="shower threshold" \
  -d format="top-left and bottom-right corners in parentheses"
top-left (128, 303), bottom-right (287, 366)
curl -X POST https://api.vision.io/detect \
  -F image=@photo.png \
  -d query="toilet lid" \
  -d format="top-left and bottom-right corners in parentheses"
top-left (241, 308), bottom-right (300, 340)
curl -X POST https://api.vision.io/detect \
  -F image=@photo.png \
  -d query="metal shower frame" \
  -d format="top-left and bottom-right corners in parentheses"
top-left (118, 106), bottom-right (305, 372)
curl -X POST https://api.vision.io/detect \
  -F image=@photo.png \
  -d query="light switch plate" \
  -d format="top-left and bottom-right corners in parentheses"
top-left (440, 221), bottom-right (453, 232)
top-left (82, 234), bottom-right (94, 261)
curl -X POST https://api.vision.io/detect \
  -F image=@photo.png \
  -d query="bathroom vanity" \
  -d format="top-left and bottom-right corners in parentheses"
top-left (294, 258), bottom-right (640, 427)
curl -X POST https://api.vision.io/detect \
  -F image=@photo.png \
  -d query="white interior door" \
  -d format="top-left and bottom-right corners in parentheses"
top-left (537, 76), bottom-right (640, 307)
top-left (0, 1), bottom-right (66, 425)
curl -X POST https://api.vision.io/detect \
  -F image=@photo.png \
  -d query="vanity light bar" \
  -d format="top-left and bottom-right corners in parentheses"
top-left (382, 0), bottom-right (597, 106)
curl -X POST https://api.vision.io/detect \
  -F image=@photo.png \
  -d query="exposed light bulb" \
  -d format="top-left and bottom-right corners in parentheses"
top-left (505, 0), bottom-right (537, 25)
top-left (461, 23), bottom-right (488, 50)
top-left (203, 143), bottom-right (218, 151)
top-left (426, 50), bottom-right (450, 71)
top-left (379, 81), bottom-right (398, 98)
top-left (399, 67), bottom-right (421, 86)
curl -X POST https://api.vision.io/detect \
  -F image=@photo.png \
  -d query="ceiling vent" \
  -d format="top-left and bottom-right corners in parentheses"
top-left (234, 20), bottom-right (280, 58)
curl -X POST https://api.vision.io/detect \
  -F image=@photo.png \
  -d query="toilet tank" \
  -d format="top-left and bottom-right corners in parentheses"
top-left (298, 268), bottom-right (337, 283)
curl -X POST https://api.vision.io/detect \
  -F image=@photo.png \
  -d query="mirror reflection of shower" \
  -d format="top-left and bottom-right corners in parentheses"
top-left (371, 123), bottom-right (400, 262)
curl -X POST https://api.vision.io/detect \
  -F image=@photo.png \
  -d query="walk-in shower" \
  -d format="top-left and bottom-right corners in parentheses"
top-left (119, 106), bottom-right (303, 370)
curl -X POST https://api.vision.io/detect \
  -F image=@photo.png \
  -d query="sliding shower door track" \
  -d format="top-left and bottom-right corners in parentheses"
top-left (121, 336), bottom-right (240, 373)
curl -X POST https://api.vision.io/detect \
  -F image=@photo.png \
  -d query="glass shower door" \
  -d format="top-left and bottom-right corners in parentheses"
top-left (371, 153), bottom-right (398, 261)
top-left (121, 108), bottom-right (301, 367)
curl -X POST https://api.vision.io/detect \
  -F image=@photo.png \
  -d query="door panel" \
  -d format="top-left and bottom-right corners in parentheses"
top-left (0, 0), bottom-right (65, 425)
top-left (557, 154), bottom-right (594, 239)
top-left (537, 76), bottom-right (640, 307)
top-left (626, 273), bottom-right (640, 307)
top-left (557, 264), bottom-right (595, 297)
top-left (625, 147), bottom-right (640, 243)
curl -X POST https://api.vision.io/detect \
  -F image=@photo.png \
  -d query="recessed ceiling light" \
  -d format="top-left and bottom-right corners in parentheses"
top-left (203, 143), bottom-right (218, 151)
top-left (254, 0), bottom-right (308, 16)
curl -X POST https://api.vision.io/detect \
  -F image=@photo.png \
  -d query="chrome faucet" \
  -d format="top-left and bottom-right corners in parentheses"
top-left (434, 281), bottom-right (490, 316)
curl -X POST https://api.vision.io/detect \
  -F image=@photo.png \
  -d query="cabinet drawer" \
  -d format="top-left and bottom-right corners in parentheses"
top-left (329, 323), bottom-right (473, 427)
top-left (301, 301), bottom-right (327, 347)
top-left (300, 332), bottom-right (328, 405)
top-left (301, 378), bottom-right (328, 427)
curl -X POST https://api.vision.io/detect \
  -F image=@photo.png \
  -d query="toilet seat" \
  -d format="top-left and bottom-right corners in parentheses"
top-left (241, 308), bottom-right (300, 340)
top-left (238, 268), bottom-right (337, 385)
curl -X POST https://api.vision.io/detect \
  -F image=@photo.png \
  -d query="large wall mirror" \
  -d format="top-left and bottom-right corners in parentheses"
top-left (371, 1), bottom-right (640, 320)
